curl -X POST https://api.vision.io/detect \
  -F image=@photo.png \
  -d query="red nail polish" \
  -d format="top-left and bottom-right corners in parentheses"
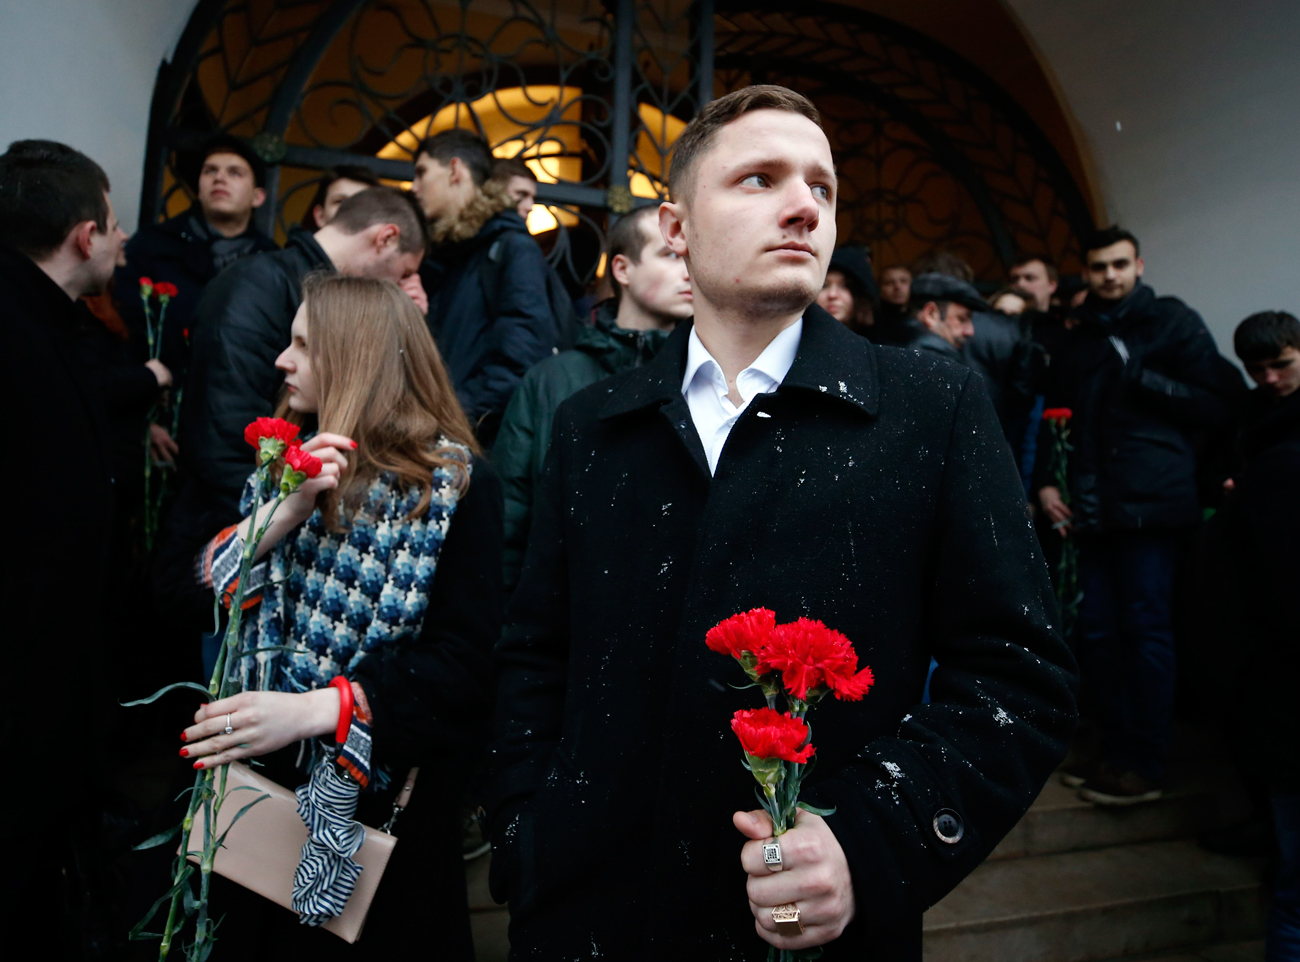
top-left (350, 440), bottom-right (358, 449)
top-left (179, 748), bottom-right (189, 757)
top-left (180, 731), bottom-right (188, 742)
top-left (192, 761), bottom-right (203, 770)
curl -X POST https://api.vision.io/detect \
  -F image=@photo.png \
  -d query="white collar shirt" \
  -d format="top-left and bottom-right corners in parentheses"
top-left (681, 318), bottom-right (803, 475)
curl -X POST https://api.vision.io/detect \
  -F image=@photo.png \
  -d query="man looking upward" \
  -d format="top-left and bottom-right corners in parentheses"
top-left (115, 136), bottom-right (279, 400)
top-left (489, 86), bottom-right (1076, 958)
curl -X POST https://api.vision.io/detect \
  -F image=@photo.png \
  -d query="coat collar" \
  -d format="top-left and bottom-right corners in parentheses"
top-left (598, 302), bottom-right (879, 420)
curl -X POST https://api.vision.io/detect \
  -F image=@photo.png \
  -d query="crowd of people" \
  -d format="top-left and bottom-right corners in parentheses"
top-left (1, 81), bottom-right (1294, 961)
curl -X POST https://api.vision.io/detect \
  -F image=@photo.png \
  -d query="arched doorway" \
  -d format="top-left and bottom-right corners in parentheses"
top-left (143, 0), bottom-right (1093, 286)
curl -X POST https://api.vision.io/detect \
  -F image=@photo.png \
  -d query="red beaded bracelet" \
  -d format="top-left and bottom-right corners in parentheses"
top-left (327, 676), bottom-right (354, 744)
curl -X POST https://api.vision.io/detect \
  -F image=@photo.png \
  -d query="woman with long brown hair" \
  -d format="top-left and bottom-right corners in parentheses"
top-left (177, 273), bottom-right (501, 959)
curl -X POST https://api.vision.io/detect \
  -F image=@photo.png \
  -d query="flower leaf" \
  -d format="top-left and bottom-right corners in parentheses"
top-left (128, 866), bottom-right (192, 940)
top-left (121, 681), bottom-right (211, 707)
top-left (213, 793), bottom-right (271, 850)
top-left (796, 801), bottom-right (837, 817)
top-left (132, 825), bottom-right (182, 851)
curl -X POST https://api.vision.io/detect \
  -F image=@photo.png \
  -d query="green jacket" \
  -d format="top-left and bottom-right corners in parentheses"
top-left (496, 301), bottom-right (672, 592)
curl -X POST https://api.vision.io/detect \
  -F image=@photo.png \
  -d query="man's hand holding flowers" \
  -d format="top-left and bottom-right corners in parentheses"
top-left (736, 806), bottom-right (856, 951)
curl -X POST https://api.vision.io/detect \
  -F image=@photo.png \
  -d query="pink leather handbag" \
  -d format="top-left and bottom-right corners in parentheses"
top-left (186, 762), bottom-right (418, 942)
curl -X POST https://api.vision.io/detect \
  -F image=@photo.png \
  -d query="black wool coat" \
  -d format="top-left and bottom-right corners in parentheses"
top-left (0, 245), bottom-right (115, 798)
top-left (489, 305), bottom-right (1078, 960)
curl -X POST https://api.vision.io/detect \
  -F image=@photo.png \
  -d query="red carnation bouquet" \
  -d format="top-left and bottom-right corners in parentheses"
top-left (708, 609), bottom-right (874, 959)
top-left (709, 610), bottom-right (873, 834)
top-left (127, 418), bottom-right (321, 959)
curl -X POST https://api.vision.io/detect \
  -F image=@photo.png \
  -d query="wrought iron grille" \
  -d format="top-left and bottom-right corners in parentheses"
top-left (143, 0), bottom-right (1091, 284)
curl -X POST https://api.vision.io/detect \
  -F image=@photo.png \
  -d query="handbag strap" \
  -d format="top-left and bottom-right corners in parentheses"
top-left (380, 767), bottom-right (418, 834)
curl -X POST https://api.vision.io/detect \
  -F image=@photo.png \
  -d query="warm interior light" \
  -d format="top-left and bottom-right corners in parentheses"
top-left (376, 91), bottom-right (686, 234)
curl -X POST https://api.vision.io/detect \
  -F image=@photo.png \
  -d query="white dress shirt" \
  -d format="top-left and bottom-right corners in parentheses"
top-left (681, 318), bottom-right (803, 475)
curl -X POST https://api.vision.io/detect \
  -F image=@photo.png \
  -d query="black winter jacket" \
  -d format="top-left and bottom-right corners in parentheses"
top-left (176, 229), bottom-right (333, 524)
top-left (424, 210), bottom-right (560, 434)
top-left (488, 305), bottom-right (1078, 959)
top-left (494, 300), bottom-right (672, 592)
top-left (113, 210), bottom-right (277, 381)
top-left (1218, 389), bottom-right (1300, 791)
top-left (1034, 283), bottom-right (1236, 532)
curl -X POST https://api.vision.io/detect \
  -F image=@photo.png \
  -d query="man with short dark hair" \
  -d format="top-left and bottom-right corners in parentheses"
top-left (168, 186), bottom-right (426, 547)
top-left (0, 139), bottom-right (129, 935)
top-left (1009, 255), bottom-right (1058, 313)
top-left (114, 135), bottom-right (279, 407)
top-left (1218, 310), bottom-right (1300, 957)
top-left (491, 156), bottom-right (539, 220)
top-left (494, 204), bottom-right (693, 593)
top-left (412, 130), bottom-right (563, 443)
top-left (489, 86), bottom-right (1075, 958)
top-left (301, 163), bottom-right (381, 229)
top-left (1037, 225), bottom-right (1236, 806)
top-left (903, 272), bottom-right (984, 363)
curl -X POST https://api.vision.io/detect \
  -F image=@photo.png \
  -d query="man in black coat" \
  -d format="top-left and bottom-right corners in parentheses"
top-left (411, 130), bottom-right (563, 444)
top-left (166, 187), bottom-right (426, 561)
top-left (1036, 226), bottom-right (1239, 806)
top-left (0, 140), bottom-right (129, 944)
top-left (114, 136), bottom-right (278, 391)
top-left (489, 86), bottom-right (1077, 960)
top-left (903, 271), bottom-right (984, 366)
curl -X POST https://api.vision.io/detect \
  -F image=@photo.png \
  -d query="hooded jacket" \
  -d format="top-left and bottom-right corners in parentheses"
top-left (422, 195), bottom-right (560, 435)
top-left (494, 299), bottom-right (672, 591)
top-left (1033, 282), bottom-right (1239, 532)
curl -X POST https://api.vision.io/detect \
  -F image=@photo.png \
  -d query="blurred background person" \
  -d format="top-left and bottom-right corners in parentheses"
top-left (903, 271), bottom-right (983, 364)
top-left (989, 286), bottom-right (1029, 316)
top-left (878, 263), bottom-right (912, 328)
top-left (816, 245), bottom-right (878, 337)
top-left (300, 163), bottom-right (381, 229)
top-left (495, 204), bottom-right (693, 595)
top-left (490, 156), bottom-right (539, 221)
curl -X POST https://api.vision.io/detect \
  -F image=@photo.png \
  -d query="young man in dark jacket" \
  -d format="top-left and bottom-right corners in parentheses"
top-left (166, 187), bottom-right (426, 557)
top-left (1037, 226), bottom-right (1238, 806)
top-left (0, 139), bottom-right (128, 940)
top-left (411, 130), bottom-right (561, 444)
top-left (114, 135), bottom-right (278, 394)
top-left (1216, 311), bottom-right (1300, 954)
top-left (494, 204), bottom-right (694, 593)
top-left (489, 86), bottom-right (1076, 960)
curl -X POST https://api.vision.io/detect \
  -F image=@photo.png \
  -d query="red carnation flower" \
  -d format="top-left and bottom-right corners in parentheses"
top-left (706, 608), bottom-right (776, 661)
top-left (243, 417), bottom-right (300, 450)
top-left (139, 276), bottom-right (154, 290)
top-left (1042, 407), bottom-right (1073, 422)
top-left (759, 617), bottom-right (875, 702)
top-left (283, 443), bottom-right (322, 479)
top-left (154, 282), bottom-right (179, 299)
top-left (182, 328), bottom-right (190, 340)
top-left (731, 707), bottom-right (815, 764)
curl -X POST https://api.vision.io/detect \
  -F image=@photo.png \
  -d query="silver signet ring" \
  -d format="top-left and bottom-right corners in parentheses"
top-left (762, 840), bottom-right (783, 871)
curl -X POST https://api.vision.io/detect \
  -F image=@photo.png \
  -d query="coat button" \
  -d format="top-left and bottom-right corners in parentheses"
top-left (933, 809), bottom-right (964, 844)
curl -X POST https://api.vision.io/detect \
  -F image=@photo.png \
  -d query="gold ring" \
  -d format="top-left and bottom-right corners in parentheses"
top-left (771, 903), bottom-right (804, 936)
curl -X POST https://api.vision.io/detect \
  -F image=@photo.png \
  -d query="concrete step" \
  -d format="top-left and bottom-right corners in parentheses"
top-left (922, 839), bottom-right (1264, 962)
top-left (991, 772), bottom-right (1220, 860)
top-left (1111, 938), bottom-right (1263, 961)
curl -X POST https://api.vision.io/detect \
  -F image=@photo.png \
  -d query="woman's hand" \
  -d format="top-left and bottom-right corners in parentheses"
top-left (181, 689), bottom-right (340, 769)
top-left (278, 432), bottom-right (355, 526)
